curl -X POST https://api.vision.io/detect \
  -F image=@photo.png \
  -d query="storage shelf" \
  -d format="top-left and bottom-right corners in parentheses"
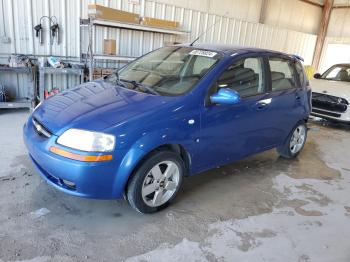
top-left (39, 67), bottom-right (85, 101)
top-left (39, 67), bottom-right (85, 75)
top-left (0, 98), bottom-right (32, 109)
top-left (93, 54), bottom-right (135, 61)
top-left (0, 66), bottom-right (36, 109)
top-left (82, 17), bottom-right (189, 81)
top-left (91, 19), bottom-right (189, 35)
top-left (0, 66), bottom-right (33, 73)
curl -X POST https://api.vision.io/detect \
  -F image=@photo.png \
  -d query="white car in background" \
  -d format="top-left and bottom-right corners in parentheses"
top-left (311, 64), bottom-right (350, 123)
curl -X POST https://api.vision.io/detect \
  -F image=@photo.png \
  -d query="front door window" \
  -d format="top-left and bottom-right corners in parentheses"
top-left (217, 57), bottom-right (265, 97)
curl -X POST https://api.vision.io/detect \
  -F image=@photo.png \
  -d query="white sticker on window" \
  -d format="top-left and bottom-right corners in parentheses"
top-left (189, 50), bottom-right (217, 58)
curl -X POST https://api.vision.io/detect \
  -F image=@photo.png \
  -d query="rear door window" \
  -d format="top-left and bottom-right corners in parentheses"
top-left (268, 57), bottom-right (298, 91)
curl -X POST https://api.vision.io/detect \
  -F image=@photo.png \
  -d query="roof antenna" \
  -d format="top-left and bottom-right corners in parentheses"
top-left (189, 12), bottom-right (228, 46)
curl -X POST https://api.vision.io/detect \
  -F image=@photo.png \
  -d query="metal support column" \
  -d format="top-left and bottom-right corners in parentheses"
top-left (89, 19), bottom-right (94, 82)
top-left (312, 0), bottom-right (334, 70)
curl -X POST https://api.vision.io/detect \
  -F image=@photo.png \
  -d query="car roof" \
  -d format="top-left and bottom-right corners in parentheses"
top-left (331, 63), bottom-right (350, 67)
top-left (176, 43), bottom-right (288, 57)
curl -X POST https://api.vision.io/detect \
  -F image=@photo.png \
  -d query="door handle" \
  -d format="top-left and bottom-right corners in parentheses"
top-left (295, 96), bottom-right (301, 101)
top-left (254, 98), bottom-right (271, 110)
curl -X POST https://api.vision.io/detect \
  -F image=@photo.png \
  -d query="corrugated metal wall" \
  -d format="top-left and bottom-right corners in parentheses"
top-left (264, 0), bottom-right (322, 34)
top-left (327, 7), bottom-right (350, 37)
top-left (146, 0), bottom-right (264, 23)
top-left (0, 0), bottom-right (318, 98)
top-left (0, 0), bottom-right (319, 61)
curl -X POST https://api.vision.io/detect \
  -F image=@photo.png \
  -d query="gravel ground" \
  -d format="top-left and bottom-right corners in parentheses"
top-left (0, 109), bottom-right (349, 262)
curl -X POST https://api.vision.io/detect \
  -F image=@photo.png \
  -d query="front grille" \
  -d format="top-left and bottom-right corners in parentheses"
top-left (312, 92), bottom-right (348, 113)
top-left (32, 118), bottom-right (52, 138)
top-left (312, 108), bottom-right (341, 118)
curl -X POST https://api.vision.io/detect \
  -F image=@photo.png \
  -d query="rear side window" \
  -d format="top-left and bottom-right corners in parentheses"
top-left (217, 57), bottom-right (265, 97)
top-left (268, 57), bottom-right (297, 91)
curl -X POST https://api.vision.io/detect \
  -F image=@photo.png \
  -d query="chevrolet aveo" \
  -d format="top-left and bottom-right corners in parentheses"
top-left (23, 45), bottom-right (311, 213)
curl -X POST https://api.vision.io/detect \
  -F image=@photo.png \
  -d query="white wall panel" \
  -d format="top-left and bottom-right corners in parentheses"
top-left (328, 8), bottom-right (350, 37)
top-left (334, 0), bottom-right (350, 4)
top-left (263, 0), bottom-right (322, 34)
top-left (0, 0), bottom-right (320, 95)
top-left (151, 0), bottom-right (263, 22)
top-left (0, 0), bottom-right (320, 61)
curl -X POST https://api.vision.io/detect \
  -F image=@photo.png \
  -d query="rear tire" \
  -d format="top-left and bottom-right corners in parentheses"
top-left (277, 121), bottom-right (307, 159)
top-left (126, 151), bottom-right (184, 214)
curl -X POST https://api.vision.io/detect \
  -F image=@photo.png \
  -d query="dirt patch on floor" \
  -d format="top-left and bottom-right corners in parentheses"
top-left (286, 199), bottom-right (323, 217)
top-left (282, 141), bottom-right (341, 180)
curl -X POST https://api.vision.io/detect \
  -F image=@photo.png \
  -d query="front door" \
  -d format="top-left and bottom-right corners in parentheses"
top-left (196, 55), bottom-right (278, 171)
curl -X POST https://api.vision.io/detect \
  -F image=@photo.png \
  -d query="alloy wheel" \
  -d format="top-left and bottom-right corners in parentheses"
top-left (141, 160), bottom-right (180, 207)
top-left (290, 125), bottom-right (306, 154)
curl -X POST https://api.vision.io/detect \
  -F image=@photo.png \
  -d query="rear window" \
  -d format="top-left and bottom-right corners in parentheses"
top-left (269, 57), bottom-right (298, 91)
top-left (295, 61), bottom-right (307, 87)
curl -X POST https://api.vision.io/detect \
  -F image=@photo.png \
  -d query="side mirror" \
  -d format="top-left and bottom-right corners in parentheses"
top-left (314, 73), bottom-right (321, 79)
top-left (210, 88), bottom-right (240, 105)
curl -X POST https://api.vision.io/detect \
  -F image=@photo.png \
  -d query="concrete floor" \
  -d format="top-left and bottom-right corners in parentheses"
top-left (1, 109), bottom-right (350, 262)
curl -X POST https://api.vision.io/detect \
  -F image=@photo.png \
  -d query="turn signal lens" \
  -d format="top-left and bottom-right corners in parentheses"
top-left (49, 146), bottom-right (113, 162)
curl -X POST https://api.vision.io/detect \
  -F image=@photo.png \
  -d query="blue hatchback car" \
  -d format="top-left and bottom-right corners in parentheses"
top-left (23, 44), bottom-right (311, 213)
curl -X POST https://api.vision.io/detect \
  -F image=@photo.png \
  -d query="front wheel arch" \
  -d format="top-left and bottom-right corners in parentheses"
top-left (113, 142), bottom-right (191, 200)
top-left (124, 143), bottom-right (190, 189)
top-left (126, 150), bottom-right (185, 213)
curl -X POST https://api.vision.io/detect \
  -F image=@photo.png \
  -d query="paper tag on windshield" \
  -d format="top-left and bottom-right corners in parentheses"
top-left (189, 50), bottom-right (217, 58)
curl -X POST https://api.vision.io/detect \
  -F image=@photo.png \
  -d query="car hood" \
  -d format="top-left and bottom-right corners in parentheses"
top-left (310, 79), bottom-right (350, 100)
top-left (32, 80), bottom-right (173, 135)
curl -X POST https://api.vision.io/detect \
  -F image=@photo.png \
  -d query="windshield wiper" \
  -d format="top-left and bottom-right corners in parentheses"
top-left (115, 71), bottom-right (129, 89)
top-left (120, 79), bottom-right (160, 95)
top-left (103, 70), bottom-right (129, 89)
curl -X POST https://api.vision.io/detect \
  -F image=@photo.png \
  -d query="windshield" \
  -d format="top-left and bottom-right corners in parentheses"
top-left (321, 65), bottom-right (350, 82)
top-left (106, 47), bottom-right (220, 96)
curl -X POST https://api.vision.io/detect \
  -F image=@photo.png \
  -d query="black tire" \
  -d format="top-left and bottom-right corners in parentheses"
top-left (126, 150), bottom-right (185, 214)
top-left (277, 121), bottom-right (307, 159)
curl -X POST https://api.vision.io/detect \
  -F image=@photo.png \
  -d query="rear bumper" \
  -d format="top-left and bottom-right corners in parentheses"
top-left (23, 116), bottom-right (126, 199)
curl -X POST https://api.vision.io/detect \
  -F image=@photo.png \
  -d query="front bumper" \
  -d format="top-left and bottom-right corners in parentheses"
top-left (23, 116), bottom-right (126, 199)
top-left (311, 92), bottom-right (350, 123)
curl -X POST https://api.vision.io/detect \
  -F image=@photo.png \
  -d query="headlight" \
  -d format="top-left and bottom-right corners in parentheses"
top-left (57, 129), bottom-right (115, 152)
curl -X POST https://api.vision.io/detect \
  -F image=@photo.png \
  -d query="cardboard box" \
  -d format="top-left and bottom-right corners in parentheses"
top-left (103, 39), bottom-right (117, 55)
top-left (93, 68), bottom-right (102, 79)
top-left (93, 74), bottom-right (102, 80)
top-left (88, 4), bottom-right (140, 24)
top-left (102, 69), bottom-right (114, 76)
top-left (141, 17), bottom-right (179, 29)
top-left (93, 68), bottom-right (102, 75)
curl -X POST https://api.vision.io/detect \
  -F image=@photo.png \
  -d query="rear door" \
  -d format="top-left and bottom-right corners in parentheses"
top-left (265, 55), bottom-right (306, 142)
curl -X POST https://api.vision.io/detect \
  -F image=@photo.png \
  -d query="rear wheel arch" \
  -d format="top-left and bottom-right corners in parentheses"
top-left (277, 120), bottom-right (307, 158)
